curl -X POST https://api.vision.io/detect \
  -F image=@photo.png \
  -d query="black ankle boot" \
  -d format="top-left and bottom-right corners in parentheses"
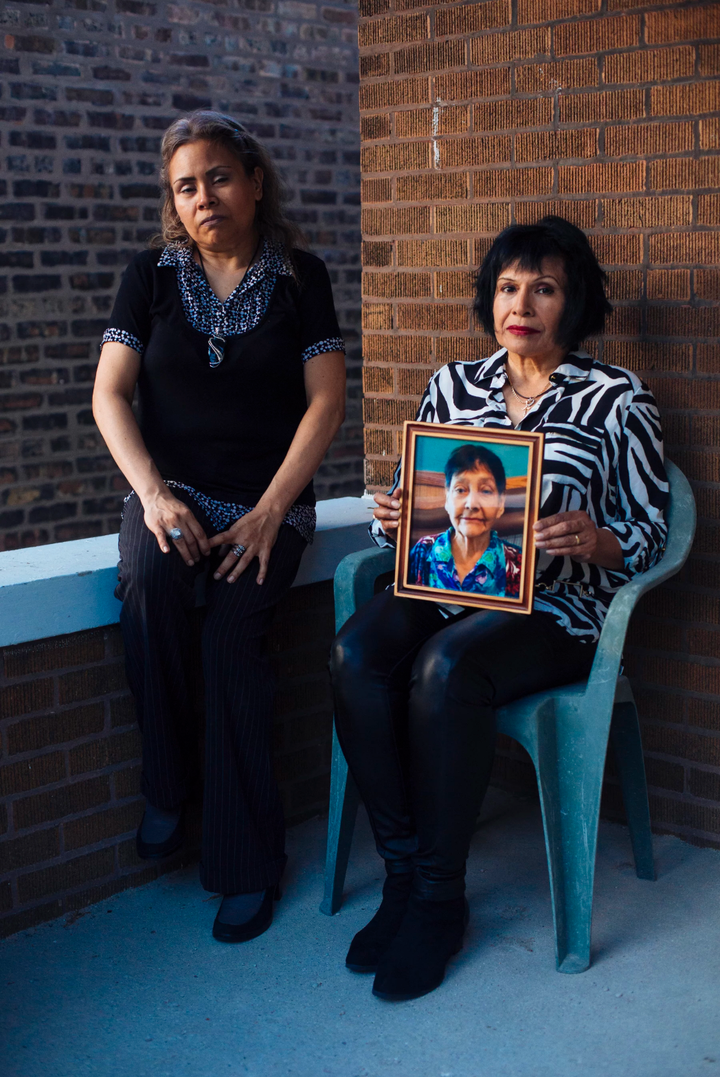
top-left (372, 891), bottom-right (469, 1001)
top-left (345, 871), bottom-right (414, 974)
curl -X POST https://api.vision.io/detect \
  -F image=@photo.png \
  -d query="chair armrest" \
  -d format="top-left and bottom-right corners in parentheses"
top-left (334, 547), bottom-right (396, 633)
top-left (585, 457), bottom-right (696, 703)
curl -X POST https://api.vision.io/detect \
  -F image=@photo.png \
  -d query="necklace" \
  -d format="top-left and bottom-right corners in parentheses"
top-left (196, 236), bottom-right (263, 368)
top-left (505, 369), bottom-right (554, 417)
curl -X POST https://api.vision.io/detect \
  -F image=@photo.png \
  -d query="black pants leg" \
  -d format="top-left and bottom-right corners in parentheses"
top-left (117, 490), bottom-right (202, 810)
top-left (117, 492), bottom-right (306, 894)
top-left (330, 589), bottom-right (597, 900)
top-left (198, 524), bottom-right (306, 894)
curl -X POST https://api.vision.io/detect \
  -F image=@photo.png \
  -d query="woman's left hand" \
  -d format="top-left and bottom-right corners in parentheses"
top-left (208, 505), bottom-right (284, 585)
top-left (534, 510), bottom-right (598, 563)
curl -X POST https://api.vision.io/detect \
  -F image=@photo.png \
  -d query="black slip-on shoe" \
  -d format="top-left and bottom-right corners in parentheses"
top-left (135, 808), bottom-right (185, 861)
top-left (212, 885), bottom-right (281, 944)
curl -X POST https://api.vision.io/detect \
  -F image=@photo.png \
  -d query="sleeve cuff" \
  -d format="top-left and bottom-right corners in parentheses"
top-left (601, 522), bottom-right (666, 576)
top-left (301, 336), bottom-right (345, 364)
top-left (370, 517), bottom-right (395, 548)
top-left (101, 328), bottom-right (145, 356)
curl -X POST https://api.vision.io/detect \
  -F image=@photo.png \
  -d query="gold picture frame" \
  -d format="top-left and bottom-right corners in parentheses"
top-left (394, 422), bottom-right (544, 615)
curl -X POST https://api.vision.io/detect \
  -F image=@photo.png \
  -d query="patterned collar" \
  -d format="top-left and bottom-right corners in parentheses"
top-left (430, 527), bottom-right (507, 591)
top-left (477, 347), bottom-right (594, 392)
top-left (157, 238), bottom-right (294, 338)
top-left (430, 526), bottom-right (502, 562)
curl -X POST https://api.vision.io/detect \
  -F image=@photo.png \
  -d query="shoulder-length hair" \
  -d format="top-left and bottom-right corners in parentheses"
top-left (153, 110), bottom-right (305, 253)
top-left (474, 215), bottom-right (613, 352)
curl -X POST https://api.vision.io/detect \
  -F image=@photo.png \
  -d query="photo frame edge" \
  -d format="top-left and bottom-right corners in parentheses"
top-left (394, 422), bottom-right (544, 616)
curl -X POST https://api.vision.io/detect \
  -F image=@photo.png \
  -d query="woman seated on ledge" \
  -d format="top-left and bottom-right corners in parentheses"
top-left (409, 444), bottom-right (521, 598)
top-left (93, 111), bottom-right (345, 944)
top-left (330, 216), bottom-right (668, 1002)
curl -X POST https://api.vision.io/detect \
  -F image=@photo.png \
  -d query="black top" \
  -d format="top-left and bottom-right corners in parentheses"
top-left (103, 241), bottom-right (345, 507)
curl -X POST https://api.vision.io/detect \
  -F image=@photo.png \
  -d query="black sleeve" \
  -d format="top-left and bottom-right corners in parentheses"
top-left (295, 252), bottom-right (345, 363)
top-left (101, 251), bottom-right (155, 356)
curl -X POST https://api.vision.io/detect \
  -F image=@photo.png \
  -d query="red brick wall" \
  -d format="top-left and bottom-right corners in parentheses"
top-left (0, 580), bottom-right (335, 937)
top-left (358, 0), bottom-right (720, 846)
top-left (0, 0), bottom-right (363, 553)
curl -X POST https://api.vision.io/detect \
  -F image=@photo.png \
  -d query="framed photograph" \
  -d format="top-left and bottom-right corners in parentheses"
top-left (394, 422), bottom-right (544, 614)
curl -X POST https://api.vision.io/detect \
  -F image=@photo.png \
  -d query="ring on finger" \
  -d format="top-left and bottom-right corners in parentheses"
top-left (574, 532), bottom-right (581, 546)
top-left (231, 543), bottom-right (247, 558)
top-left (168, 527), bottom-right (183, 541)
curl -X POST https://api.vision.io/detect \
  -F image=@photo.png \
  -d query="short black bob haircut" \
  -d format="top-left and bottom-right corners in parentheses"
top-left (444, 444), bottom-right (506, 496)
top-left (474, 215), bottom-right (613, 352)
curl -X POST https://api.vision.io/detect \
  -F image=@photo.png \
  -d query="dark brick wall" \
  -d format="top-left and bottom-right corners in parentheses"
top-left (0, 0), bottom-right (363, 552)
top-left (0, 580), bottom-right (335, 938)
top-left (357, 0), bottom-right (720, 847)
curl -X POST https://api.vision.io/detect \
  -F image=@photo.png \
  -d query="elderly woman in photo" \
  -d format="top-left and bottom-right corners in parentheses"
top-left (92, 111), bottom-right (345, 943)
top-left (330, 216), bottom-right (668, 1001)
top-left (409, 444), bottom-right (521, 597)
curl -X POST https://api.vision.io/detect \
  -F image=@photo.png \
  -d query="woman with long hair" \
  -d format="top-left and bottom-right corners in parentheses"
top-left (93, 111), bottom-right (346, 943)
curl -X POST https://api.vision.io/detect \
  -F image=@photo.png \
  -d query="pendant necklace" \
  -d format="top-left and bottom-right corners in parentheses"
top-left (196, 237), bottom-right (262, 368)
top-left (505, 369), bottom-right (554, 417)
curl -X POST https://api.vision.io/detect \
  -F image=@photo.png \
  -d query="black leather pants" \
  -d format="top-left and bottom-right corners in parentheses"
top-left (330, 589), bottom-right (597, 901)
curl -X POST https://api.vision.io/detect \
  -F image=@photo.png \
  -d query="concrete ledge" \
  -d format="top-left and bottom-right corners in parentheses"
top-left (0, 496), bottom-right (376, 647)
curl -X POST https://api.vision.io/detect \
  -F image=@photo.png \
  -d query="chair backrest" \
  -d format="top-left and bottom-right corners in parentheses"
top-left (584, 457), bottom-right (696, 705)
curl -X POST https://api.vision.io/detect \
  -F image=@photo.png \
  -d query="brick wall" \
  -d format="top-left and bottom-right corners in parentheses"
top-left (0, 579), bottom-right (335, 937)
top-left (0, 0), bottom-right (363, 553)
top-left (358, 0), bottom-right (720, 846)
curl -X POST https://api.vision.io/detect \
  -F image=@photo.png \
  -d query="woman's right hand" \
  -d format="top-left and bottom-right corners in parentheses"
top-left (373, 491), bottom-right (402, 534)
top-left (142, 491), bottom-right (210, 565)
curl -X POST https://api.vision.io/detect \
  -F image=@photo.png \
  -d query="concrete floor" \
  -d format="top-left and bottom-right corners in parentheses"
top-left (2, 790), bottom-right (720, 1077)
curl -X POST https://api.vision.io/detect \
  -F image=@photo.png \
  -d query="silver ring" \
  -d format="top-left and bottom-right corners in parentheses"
top-left (232, 544), bottom-right (246, 558)
top-left (168, 527), bottom-right (183, 541)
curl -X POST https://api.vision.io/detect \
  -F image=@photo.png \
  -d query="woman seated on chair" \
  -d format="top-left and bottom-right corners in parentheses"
top-left (408, 444), bottom-right (522, 597)
top-left (330, 216), bottom-right (668, 1002)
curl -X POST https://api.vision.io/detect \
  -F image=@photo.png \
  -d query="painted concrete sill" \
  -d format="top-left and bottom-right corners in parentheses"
top-left (0, 496), bottom-right (376, 648)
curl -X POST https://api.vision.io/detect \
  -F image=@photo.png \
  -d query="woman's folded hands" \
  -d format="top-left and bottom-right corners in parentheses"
top-left (208, 504), bottom-right (285, 586)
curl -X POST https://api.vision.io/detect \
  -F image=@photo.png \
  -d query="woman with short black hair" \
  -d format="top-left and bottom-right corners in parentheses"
top-left (93, 111), bottom-right (346, 943)
top-left (330, 216), bottom-right (668, 1001)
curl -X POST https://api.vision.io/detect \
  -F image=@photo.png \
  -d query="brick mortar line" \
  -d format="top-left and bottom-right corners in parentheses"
top-left (0, 790), bottom-right (142, 834)
top-left (0, 831), bottom-right (141, 878)
top-left (0, 859), bottom-right (165, 921)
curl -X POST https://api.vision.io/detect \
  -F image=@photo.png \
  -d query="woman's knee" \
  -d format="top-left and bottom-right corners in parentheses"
top-left (329, 622), bottom-right (367, 691)
top-left (410, 634), bottom-right (493, 713)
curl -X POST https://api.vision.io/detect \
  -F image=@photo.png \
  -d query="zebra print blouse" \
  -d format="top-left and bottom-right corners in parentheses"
top-left (372, 347), bottom-right (669, 642)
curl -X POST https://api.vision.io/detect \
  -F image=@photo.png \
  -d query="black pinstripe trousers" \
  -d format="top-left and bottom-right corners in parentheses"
top-left (116, 489), bottom-right (306, 894)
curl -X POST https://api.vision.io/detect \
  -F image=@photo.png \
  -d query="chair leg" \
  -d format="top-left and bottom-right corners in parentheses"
top-left (610, 700), bottom-right (656, 882)
top-left (320, 725), bottom-right (360, 915)
top-left (534, 699), bottom-right (606, 974)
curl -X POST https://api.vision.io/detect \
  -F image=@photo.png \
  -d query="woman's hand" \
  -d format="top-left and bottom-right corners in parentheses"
top-left (533, 510), bottom-right (624, 570)
top-left (143, 492), bottom-right (210, 565)
top-left (208, 505), bottom-right (284, 585)
top-left (533, 510), bottom-right (598, 563)
top-left (373, 491), bottom-right (401, 534)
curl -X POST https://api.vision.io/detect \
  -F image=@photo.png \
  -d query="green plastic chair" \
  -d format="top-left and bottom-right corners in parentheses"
top-left (320, 460), bottom-right (696, 973)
